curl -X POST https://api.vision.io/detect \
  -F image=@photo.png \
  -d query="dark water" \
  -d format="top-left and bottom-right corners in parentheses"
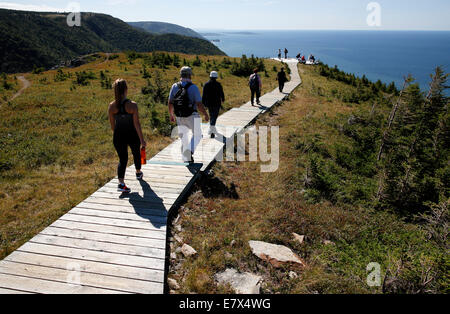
top-left (201, 30), bottom-right (450, 90)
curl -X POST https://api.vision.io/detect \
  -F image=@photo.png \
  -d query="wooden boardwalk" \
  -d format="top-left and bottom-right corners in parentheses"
top-left (0, 60), bottom-right (301, 294)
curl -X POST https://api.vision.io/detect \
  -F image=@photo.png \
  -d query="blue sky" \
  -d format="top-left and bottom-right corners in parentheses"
top-left (1, 0), bottom-right (449, 30)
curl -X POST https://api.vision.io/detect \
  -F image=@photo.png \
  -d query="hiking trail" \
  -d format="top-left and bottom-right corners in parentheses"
top-left (10, 76), bottom-right (31, 101)
top-left (0, 59), bottom-right (302, 294)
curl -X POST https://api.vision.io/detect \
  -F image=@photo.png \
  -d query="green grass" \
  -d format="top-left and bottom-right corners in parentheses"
top-left (0, 52), bottom-right (280, 259)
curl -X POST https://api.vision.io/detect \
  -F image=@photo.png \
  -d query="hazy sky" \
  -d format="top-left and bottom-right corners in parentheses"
top-left (1, 0), bottom-right (449, 30)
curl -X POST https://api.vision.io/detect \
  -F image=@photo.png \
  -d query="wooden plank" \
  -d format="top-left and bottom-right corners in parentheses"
top-left (0, 261), bottom-right (162, 294)
top-left (51, 220), bottom-right (167, 240)
top-left (97, 187), bottom-right (180, 200)
top-left (81, 197), bottom-right (171, 211)
top-left (0, 273), bottom-right (123, 294)
top-left (76, 202), bottom-right (168, 218)
top-left (69, 207), bottom-right (167, 224)
top-left (0, 287), bottom-right (32, 294)
top-left (5, 251), bottom-right (164, 283)
top-left (125, 168), bottom-right (195, 178)
top-left (41, 226), bottom-right (166, 249)
top-left (29, 234), bottom-right (166, 260)
top-left (89, 192), bottom-right (175, 206)
top-left (17, 242), bottom-right (165, 270)
top-left (59, 214), bottom-right (167, 232)
top-left (103, 182), bottom-right (184, 194)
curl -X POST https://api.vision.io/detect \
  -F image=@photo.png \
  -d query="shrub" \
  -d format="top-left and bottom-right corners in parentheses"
top-left (74, 71), bottom-right (96, 86)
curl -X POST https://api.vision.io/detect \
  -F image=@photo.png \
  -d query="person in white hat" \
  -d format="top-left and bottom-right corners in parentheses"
top-left (168, 66), bottom-right (209, 163)
top-left (202, 71), bottom-right (225, 138)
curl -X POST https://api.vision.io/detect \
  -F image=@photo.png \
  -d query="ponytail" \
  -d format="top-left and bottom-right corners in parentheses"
top-left (113, 78), bottom-right (127, 106)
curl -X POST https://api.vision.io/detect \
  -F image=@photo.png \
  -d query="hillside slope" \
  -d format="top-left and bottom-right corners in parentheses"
top-left (128, 21), bottom-right (205, 40)
top-left (0, 9), bottom-right (225, 73)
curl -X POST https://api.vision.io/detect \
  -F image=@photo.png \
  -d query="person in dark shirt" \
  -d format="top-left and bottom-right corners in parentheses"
top-left (202, 71), bottom-right (225, 138)
top-left (277, 68), bottom-right (288, 93)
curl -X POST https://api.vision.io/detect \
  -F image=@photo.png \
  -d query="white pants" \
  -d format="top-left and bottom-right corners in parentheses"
top-left (176, 113), bottom-right (203, 161)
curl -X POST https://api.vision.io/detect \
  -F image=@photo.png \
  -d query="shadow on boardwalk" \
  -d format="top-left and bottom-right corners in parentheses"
top-left (119, 179), bottom-right (167, 230)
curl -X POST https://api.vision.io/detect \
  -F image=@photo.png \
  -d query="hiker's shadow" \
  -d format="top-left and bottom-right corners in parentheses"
top-left (257, 104), bottom-right (269, 111)
top-left (197, 173), bottom-right (239, 199)
top-left (119, 179), bottom-right (167, 230)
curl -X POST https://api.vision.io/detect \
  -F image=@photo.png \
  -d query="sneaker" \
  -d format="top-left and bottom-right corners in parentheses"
top-left (118, 183), bottom-right (131, 193)
top-left (136, 172), bottom-right (144, 180)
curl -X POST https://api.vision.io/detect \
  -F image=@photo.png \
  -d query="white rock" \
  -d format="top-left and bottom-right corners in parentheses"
top-left (170, 252), bottom-right (177, 260)
top-left (174, 234), bottom-right (183, 243)
top-left (289, 271), bottom-right (298, 279)
top-left (292, 233), bottom-right (305, 245)
top-left (230, 240), bottom-right (236, 247)
top-left (168, 278), bottom-right (180, 290)
top-left (215, 268), bottom-right (262, 294)
top-left (181, 244), bottom-right (197, 257)
top-left (249, 240), bottom-right (305, 269)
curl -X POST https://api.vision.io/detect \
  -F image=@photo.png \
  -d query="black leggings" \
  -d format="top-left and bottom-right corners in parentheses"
top-left (113, 135), bottom-right (141, 180)
top-left (251, 88), bottom-right (261, 104)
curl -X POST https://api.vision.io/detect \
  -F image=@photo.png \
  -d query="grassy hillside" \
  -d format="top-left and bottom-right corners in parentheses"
top-left (129, 21), bottom-right (206, 40)
top-left (168, 64), bottom-right (448, 294)
top-left (0, 52), bottom-right (280, 259)
top-left (0, 9), bottom-right (225, 73)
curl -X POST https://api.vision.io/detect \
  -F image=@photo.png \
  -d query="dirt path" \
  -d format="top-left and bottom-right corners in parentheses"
top-left (99, 52), bottom-right (111, 65)
top-left (10, 76), bottom-right (31, 101)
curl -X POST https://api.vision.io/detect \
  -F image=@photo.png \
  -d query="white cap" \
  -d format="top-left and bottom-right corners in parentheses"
top-left (210, 71), bottom-right (219, 78)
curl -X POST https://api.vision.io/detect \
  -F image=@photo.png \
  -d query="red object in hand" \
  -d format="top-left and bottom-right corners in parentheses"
top-left (141, 148), bottom-right (147, 165)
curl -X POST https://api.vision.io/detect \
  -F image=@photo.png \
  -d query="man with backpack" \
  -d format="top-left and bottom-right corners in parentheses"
top-left (202, 71), bottom-right (225, 139)
top-left (277, 67), bottom-right (288, 93)
top-left (249, 68), bottom-right (262, 106)
top-left (168, 66), bottom-right (209, 163)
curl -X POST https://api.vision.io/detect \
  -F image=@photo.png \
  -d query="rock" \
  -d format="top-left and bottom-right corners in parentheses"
top-left (289, 271), bottom-right (298, 279)
top-left (292, 233), bottom-right (305, 245)
top-left (323, 240), bottom-right (335, 246)
top-left (175, 225), bottom-right (182, 232)
top-left (215, 268), bottom-right (262, 294)
top-left (174, 234), bottom-right (183, 243)
top-left (249, 240), bottom-right (305, 269)
top-left (170, 252), bottom-right (177, 260)
top-left (230, 240), bottom-right (236, 247)
top-left (168, 278), bottom-right (180, 290)
top-left (181, 244), bottom-right (197, 257)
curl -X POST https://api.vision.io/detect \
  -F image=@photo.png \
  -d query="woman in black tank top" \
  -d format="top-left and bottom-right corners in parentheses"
top-left (108, 79), bottom-right (146, 193)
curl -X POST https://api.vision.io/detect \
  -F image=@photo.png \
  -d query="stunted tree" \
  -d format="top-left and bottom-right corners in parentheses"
top-left (377, 68), bottom-right (449, 215)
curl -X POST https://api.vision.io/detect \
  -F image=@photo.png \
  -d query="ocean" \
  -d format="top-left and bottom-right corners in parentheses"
top-left (199, 30), bottom-right (450, 90)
